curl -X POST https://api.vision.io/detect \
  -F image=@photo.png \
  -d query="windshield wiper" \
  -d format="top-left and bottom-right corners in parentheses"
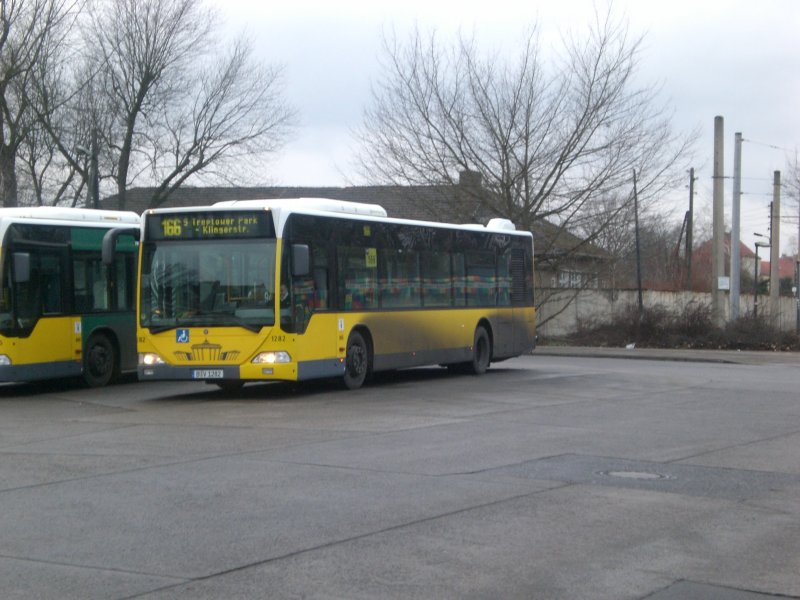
top-left (146, 312), bottom-right (263, 334)
top-left (218, 313), bottom-right (262, 333)
top-left (147, 323), bottom-right (181, 334)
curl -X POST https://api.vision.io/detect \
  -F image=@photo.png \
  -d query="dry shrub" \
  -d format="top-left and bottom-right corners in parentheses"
top-left (562, 301), bottom-right (799, 351)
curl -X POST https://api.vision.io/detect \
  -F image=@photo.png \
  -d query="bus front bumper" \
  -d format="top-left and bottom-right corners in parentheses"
top-left (138, 364), bottom-right (242, 381)
top-left (138, 358), bottom-right (345, 382)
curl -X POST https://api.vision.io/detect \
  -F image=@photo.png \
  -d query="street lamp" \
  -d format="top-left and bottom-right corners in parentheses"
top-left (754, 236), bottom-right (770, 318)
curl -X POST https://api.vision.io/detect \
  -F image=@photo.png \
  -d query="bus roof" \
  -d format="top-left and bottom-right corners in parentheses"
top-left (0, 206), bottom-right (140, 226)
top-left (146, 197), bottom-right (528, 238)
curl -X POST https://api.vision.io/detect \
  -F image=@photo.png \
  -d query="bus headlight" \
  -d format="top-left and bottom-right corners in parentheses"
top-left (139, 352), bottom-right (166, 366)
top-left (252, 351), bottom-right (291, 364)
top-left (0, 355), bottom-right (11, 366)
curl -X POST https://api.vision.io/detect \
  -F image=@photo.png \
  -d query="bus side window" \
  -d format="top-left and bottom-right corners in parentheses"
top-left (16, 273), bottom-right (40, 325)
top-left (312, 266), bottom-right (328, 309)
top-left (40, 253), bottom-right (64, 315)
top-left (114, 255), bottom-right (134, 310)
top-left (91, 260), bottom-right (109, 310)
top-left (93, 280), bottom-right (109, 310)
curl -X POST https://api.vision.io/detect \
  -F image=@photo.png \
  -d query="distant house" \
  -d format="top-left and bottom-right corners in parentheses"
top-left (690, 233), bottom-right (757, 292)
top-left (759, 255), bottom-right (797, 280)
top-left (102, 173), bottom-right (609, 291)
top-left (756, 255), bottom-right (799, 296)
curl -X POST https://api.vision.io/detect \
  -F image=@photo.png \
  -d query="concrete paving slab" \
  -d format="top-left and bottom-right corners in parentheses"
top-left (678, 432), bottom-right (800, 475)
top-left (128, 485), bottom-right (800, 600)
top-left (0, 456), bottom-right (548, 582)
top-left (0, 422), bottom-right (134, 449)
top-left (0, 557), bottom-right (182, 600)
top-left (647, 581), bottom-right (799, 599)
top-left (0, 452), bottom-right (171, 491)
top-left (484, 453), bottom-right (800, 501)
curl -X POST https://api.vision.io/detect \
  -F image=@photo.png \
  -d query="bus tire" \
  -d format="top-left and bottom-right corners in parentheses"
top-left (83, 333), bottom-right (118, 387)
top-left (343, 330), bottom-right (370, 390)
top-left (469, 326), bottom-right (491, 375)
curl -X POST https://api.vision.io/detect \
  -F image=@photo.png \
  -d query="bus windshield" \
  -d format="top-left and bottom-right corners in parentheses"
top-left (140, 239), bottom-right (277, 332)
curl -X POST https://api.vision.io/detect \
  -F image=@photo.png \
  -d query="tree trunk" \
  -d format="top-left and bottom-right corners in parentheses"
top-left (0, 145), bottom-right (19, 207)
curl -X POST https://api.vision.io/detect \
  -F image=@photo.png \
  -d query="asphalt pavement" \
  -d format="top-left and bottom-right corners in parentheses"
top-left (1, 351), bottom-right (799, 599)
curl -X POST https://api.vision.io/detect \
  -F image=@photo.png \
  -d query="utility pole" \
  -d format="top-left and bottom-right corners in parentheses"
top-left (796, 258), bottom-right (799, 334)
top-left (633, 169), bottom-right (644, 324)
top-left (686, 168), bottom-right (695, 290)
top-left (712, 116), bottom-right (725, 325)
top-left (770, 172), bottom-right (781, 323)
top-left (730, 133), bottom-right (742, 319)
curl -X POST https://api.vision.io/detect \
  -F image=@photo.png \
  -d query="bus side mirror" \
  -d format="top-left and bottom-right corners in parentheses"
top-left (291, 244), bottom-right (310, 277)
top-left (102, 227), bottom-right (140, 265)
top-left (13, 252), bottom-right (30, 283)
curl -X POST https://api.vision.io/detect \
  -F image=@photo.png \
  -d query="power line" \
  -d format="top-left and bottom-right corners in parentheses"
top-left (742, 138), bottom-right (795, 152)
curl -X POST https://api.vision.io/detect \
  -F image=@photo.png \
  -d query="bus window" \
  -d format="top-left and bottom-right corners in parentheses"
top-left (114, 254), bottom-right (136, 310)
top-left (0, 257), bottom-right (12, 330)
top-left (379, 249), bottom-right (420, 308)
top-left (11, 249), bottom-right (63, 326)
top-left (74, 255), bottom-right (118, 312)
top-left (40, 253), bottom-right (64, 314)
top-left (421, 251), bottom-right (451, 307)
top-left (338, 246), bottom-right (377, 310)
top-left (311, 247), bottom-right (329, 309)
top-left (497, 250), bottom-right (512, 307)
top-left (452, 253), bottom-right (466, 307)
top-left (466, 251), bottom-right (496, 307)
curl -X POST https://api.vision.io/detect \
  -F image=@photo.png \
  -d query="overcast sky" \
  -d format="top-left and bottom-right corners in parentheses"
top-left (219, 0), bottom-right (799, 253)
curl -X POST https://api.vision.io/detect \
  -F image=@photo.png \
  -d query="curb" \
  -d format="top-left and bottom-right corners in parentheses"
top-left (533, 346), bottom-right (800, 366)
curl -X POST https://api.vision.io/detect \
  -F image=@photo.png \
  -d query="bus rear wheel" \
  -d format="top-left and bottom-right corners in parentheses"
top-left (470, 326), bottom-right (491, 375)
top-left (83, 333), bottom-right (118, 387)
top-left (448, 326), bottom-right (491, 376)
top-left (343, 330), bottom-right (370, 390)
top-left (447, 326), bottom-right (491, 375)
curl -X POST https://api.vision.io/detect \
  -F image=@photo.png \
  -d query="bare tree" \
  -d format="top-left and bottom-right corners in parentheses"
top-left (355, 8), bottom-right (696, 307)
top-left (17, 1), bottom-right (91, 207)
top-left (83, 0), bottom-right (296, 209)
top-left (0, 0), bottom-right (80, 207)
top-left (786, 152), bottom-right (800, 256)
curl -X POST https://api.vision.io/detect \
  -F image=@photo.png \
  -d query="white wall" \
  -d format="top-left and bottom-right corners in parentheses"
top-left (537, 288), bottom-right (798, 338)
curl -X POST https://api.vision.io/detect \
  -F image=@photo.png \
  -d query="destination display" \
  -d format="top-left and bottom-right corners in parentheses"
top-left (146, 211), bottom-right (273, 240)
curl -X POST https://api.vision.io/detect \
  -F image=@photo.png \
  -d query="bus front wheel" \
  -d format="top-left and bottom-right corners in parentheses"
top-left (83, 333), bottom-right (118, 387)
top-left (343, 330), bottom-right (370, 390)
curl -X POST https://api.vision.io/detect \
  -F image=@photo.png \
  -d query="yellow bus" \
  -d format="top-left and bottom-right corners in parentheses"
top-left (126, 198), bottom-right (535, 390)
top-left (0, 207), bottom-right (140, 386)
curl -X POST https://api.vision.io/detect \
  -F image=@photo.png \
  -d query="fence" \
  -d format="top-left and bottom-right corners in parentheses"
top-left (536, 288), bottom-right (799, 338)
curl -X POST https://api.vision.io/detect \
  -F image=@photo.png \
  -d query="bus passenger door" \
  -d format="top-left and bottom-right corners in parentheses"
top-left (13, 246), bottom-right (78, 374)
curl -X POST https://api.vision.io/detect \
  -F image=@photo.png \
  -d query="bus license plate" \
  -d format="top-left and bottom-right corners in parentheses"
top-left (193, 369), bottom-right (224, 379)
